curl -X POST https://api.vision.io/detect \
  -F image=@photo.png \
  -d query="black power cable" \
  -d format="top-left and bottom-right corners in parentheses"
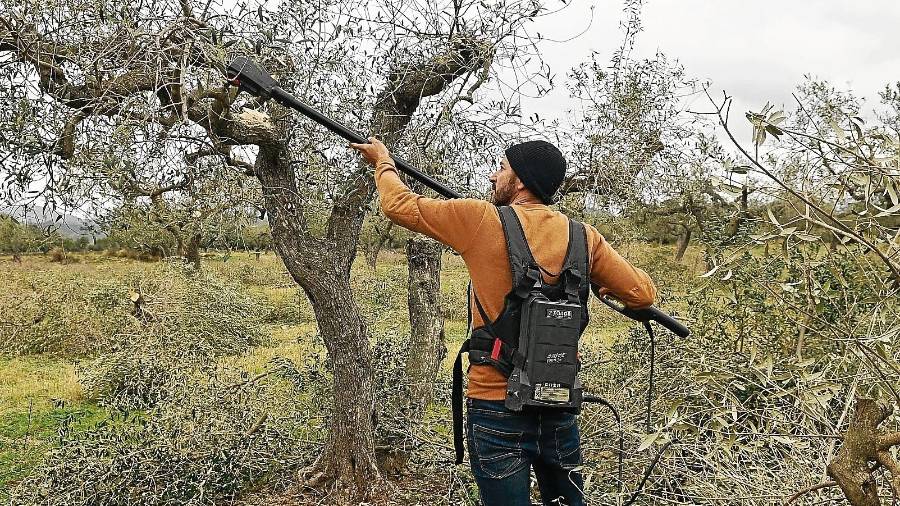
top-left (582, 320), bottom-right (669, 506)
top-left (644, 321), bottom-right (655, 433)
top-left (623, 440), bottom-right (673, 506)
top-left (583, 392), bottom-right (672, 506)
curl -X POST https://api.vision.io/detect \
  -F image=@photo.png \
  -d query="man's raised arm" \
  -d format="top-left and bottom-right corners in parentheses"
top-left (350, 137), bottom-right (489, 254)
top-left (584, 223), bottom-right (657, 309)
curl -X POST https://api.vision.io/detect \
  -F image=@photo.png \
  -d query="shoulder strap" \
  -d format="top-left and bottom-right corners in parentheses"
top-left (557, 219), bottom-right (589, 303)
top-left (452, 282), bottom-right (474, 465)
top-left (498, 206), bottom-right (541, 298)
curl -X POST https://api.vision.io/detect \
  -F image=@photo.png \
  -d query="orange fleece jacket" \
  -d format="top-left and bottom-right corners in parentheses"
top-left (374, 158), bottom-right (657, 400)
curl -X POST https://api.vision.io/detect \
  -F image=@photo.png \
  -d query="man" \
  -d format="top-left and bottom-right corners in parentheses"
top-left (350, 137), bottom-right (656, 506)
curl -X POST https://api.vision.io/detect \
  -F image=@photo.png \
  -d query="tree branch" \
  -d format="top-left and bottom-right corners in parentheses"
top-left (878, 431), bottom-right (900, 450)
top-left (875, 450), bottom-right (900, 499)
top-left (2, 15), bottom-right (266, 151)
top-left (186, 144), bottom-right (256, 175)
top-left (179, 0), bottom-right (194, 17)
top-left (323, 36), bottom-right (489, 267)
top-left (708, 90), bottom-right (900, 284)
top-left (53, 111), bottom-right (86, 159)
top-left (2, 20), bottom-right (156, 110)
top-left (190, 103), bottom-right (278, 147)
top-left (783, 481), bottom-right (837, 505)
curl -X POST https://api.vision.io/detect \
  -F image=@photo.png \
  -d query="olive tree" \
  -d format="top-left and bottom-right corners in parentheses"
top-left (699, 79), bottom-right (900, 505)
top-left (571, 81), bottom-right (899, 506)
top-left (100, 154), bottom-right (258, 266)
top-left (559, 0), bottom-right (721, 262)
top-left (0, 0), bottom-right (552, 500)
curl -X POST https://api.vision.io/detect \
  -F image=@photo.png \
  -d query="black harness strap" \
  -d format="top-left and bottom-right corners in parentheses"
top-left (452, 282), bottom-right (474, 464)
top-left (563, 219), bottom-right (587, 304)
top-left (452, 338), bottom-right (470, 464)
top-left (452, 285), bottom-right (526, 464)
top-left (498, 206), bottom-right (537, 289)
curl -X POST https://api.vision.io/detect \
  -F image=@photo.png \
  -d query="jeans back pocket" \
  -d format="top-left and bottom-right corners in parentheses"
top-left (470, 423), bottom-right (526, 479)
top-left (553, 416), bottom-right (582, 467)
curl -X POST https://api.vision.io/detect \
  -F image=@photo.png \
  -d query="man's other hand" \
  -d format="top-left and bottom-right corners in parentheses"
top-left (349, 137), bottom-right (391, 166)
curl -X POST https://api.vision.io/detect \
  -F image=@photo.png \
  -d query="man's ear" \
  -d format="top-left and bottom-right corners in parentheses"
top-left (513, 174), bottom-right (526, 192)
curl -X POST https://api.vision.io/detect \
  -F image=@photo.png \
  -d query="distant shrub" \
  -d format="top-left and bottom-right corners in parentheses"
top-left (47, 247), bottom-right (67, 263)
top-left (0, 215), bottom-right (50, 253)
top-left (0, 262), bottom-right (266, 359)
top-left (210, 256), bottom-right (294, 289)
top-left (101, 209), bottom-right (177, 260)
top-left (105, 247), bottom-right (160, 261)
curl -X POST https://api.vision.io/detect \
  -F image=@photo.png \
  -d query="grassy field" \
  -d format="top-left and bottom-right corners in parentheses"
top-left (0, 243), bottom-right (698, 501)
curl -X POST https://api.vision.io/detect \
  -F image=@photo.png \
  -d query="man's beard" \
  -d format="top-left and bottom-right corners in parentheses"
top-left (491, 183), bottom-right (515, 205)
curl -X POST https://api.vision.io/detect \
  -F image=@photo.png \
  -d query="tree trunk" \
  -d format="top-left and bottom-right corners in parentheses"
top-left (182, 233), bottom-right (201, 269)
top-left (300, 272), bottom-right (385, 501)
top-left (674, 224), bottom-right (691, 262)
top-left (174, 234), bottom-right (184, 262)
top-left (403, 237), bottom-right (446, 411)
top-left (375, 229), bottom-right (447, 476)
top-left (251, 40), bottom-right (485, 502)
top-left (255, 145), bottom-right (387, 502)
top-left (365, 220), bottom-right (395, 269)
top-left (827, 398), bottom-right (896, 506)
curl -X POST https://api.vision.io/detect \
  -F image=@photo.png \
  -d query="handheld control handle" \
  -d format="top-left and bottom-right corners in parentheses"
top-left (598, 293), bottom-right (690, 338)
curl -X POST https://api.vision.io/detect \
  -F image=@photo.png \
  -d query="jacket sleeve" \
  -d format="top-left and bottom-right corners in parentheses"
top-left (585, 223), bottom-right (657, 308)
top-left (374, 158), bottom-right (489, 254)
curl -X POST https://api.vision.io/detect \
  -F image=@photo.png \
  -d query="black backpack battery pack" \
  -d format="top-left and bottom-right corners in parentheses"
top-left (505, 293), bottom-right (584, 412)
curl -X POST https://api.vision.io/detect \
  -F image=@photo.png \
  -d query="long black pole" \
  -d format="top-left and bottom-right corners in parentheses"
top-left (269, 87), bottom-right (462, 199)
top-left (226, 57), bottom-right (460, 199)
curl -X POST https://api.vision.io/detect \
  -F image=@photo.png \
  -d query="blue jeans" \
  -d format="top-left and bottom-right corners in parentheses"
top-left (466, 398), bottom-right (584, 506)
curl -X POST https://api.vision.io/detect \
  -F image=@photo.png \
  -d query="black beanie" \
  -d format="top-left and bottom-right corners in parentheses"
top-left (504, 140), bottom-right (566, 204)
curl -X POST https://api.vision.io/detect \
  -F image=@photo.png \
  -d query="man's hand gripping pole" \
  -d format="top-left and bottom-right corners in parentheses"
top-left (594, 288), bottom-right (690, 338)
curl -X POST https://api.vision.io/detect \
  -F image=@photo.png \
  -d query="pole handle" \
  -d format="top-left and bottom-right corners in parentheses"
top-left (596, 290), bottom-right (691, 338)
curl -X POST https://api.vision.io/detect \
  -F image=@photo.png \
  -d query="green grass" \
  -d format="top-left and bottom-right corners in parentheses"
top-left (0, 356), bottom-right (83, 412)
top-left (0, 401), bottom-right (108, 496)
top-left (0, 354), bottom-right (104, 496)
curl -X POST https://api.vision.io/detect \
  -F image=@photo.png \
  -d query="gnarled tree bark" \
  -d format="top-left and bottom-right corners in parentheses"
top-left (375, 236), bottom-right (446, 475)
top-left (673, 222), bottom-right (691, 262)
top-left (254, 141), bottom-right (386, 502)
top-left (251, 41), bottom-right (484, 502)
top-left (404, 237), bottom-right (446, 414)
top-left (827, 398), bottom-right (900, 506)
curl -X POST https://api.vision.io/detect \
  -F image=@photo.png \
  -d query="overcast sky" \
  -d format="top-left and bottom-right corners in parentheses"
top-left (516, 0), bottom-right (900, 141)
top-left (8, 0), bottom-right (899, 223)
